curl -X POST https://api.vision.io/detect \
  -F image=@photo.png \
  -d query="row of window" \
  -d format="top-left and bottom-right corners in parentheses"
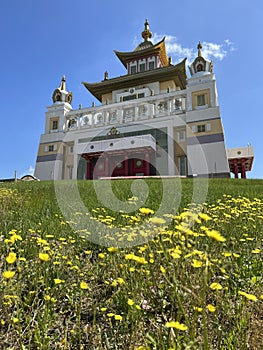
top-left (130, 61), bottom-right (155, 74)
top-left (44, 144), bottom-right (74, 153)
top-left (177, 123), bottom-right (212, 142)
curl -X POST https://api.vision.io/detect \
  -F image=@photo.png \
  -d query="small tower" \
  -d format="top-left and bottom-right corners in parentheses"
top-left (185, 42), bottom-right (229, 177)
top-left (52, 75), bottom-right (73, 104)
top-left (34, 76), bottom-right (73, 180)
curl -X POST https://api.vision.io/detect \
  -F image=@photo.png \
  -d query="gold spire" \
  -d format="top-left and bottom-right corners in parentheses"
top-left (141, 19), bottom-right (152, 41)
top-left (59, 75), bottom-right (66, 91)
top-left (197, 42), bottom-right (202, 57)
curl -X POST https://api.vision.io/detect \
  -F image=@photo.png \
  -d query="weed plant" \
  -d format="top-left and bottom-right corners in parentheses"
top-left (0, 179), bottom-right (262, 349)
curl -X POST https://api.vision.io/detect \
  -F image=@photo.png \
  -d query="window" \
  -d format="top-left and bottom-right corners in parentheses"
top-left (197, 125), bottom-right (206, 133)
top-left (149, 61), bottom-right (155, 70)
top-left (139, 63), bottom-right (146, 72)
top-left (179, 156), bottom-right (187, 176)
top-left (52, 120), bottom-right (58, 130)
top-left (130, 65), bottom-right (137, 74)
top-left (49, 145), bottom-right (54, 152)
top-left (177, 131), bottom-right (185, 142)
top-left (197, 94), bottom-right (206, 106)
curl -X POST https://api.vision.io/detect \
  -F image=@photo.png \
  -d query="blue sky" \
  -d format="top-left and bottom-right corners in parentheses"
top-left (0, 0), bottom-right (262, 179)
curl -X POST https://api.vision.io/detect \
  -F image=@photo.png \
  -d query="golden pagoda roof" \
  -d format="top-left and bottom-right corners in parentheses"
top-left (82, 58), bottom-right (187, 102)
top-left (114, 37), bottom-right (169, 68)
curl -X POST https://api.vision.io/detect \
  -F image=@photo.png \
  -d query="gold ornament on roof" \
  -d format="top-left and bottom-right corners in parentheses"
top-left (197, 42), bottom-right (202, 57)
top-left (141, 19), bottom-right (152, 41)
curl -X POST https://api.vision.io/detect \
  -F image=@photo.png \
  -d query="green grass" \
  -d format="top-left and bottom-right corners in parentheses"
top-left (0, 178), bottom-right (262, 349)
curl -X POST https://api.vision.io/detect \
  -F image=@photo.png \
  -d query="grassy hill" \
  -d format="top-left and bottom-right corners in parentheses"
top-left (0, 179), bottom-right (262, 349)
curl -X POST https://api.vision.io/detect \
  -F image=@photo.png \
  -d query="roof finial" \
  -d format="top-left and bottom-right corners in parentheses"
top-left (141, 19), bottom-right (152, 42)
top-left (197, 42), bottom-right (202, 57)
top-left (59, 75), bottom-right (66, 91)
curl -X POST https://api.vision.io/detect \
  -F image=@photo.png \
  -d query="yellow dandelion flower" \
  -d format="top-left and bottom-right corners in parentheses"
top-left (80, 281), bottom-right (88, 290)
top-left (39, 253), bottom-right (50, 262)
top-left (199, 213), bottom-right (212, 221)
top-left (238, 291), bottom-right (257, 301)
top-left (160, 266), bottom-right (166, 273)
top-left (107, 313), bottom-right (114, 317)
top-left (139, 207), bottom-right (154, 215)
top-left (127, 298), bottom-right (134, 306)
top-left (6, 252), bottom-right (17, 264)
top-left (165, 321), bottom-right (188, 331)
top-left (107, 247), bottom-right (118, 253)
top-left (100, 307), bottom-right (107, 312)
top-left (222, 252), bottom-right (232, 257)
top-left (207, 304), bottom-right (216, 312)
top-left (54, 278), bottom-right (65, 284)
top-left (98, 253), bottom-right (105, 259)
top-left (2, 271), bottom-right (15, 279)
top-left (210, 282), bottom-right (223, 290)
top-left (191, 259), bottom-right (203, 268)
top-left (193, 306), bottom-right (203, 312)
top-left (117, 277), bottom-right (125, 284)
top-left (252, 248), bottom-right (260, 254)
top-left (206, 230), bottom-right (226, 242)
top-left (149, 217), bottom-right (166, 225)
top-left (114, 314), bottom-right (123, 321)
top-left (12, 317), bottom-right (19, 324)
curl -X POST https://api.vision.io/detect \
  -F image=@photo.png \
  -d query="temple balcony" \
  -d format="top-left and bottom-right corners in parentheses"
top-left (63, 90), bottom-right (186, 131)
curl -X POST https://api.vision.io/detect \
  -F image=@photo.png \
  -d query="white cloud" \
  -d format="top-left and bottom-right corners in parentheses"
top-left (19, 165), bottom-right (35, 179)
top-left (132, 33), bottom-right (235, 63)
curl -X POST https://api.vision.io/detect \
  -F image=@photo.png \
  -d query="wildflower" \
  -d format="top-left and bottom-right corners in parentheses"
top-left (238, 291), bottom-right (257, 301)
top-left (206, 230), bottom-right (226, 242)
top-left (107, 313), bottom-right (114, 317)
top-left (207, 304), bottom-right (216, 312)
top-left (54, 278), bottom-right (65, 284)
top-left (100, 307), bottom-right (107, 312)
top-left (149, 217), bottom-right (166, 225)
top-left (252, 248), bottom-right (260, 254)
top-left (39, 253), bottom-right (50, 262)
top-left (193, 306), bottom-right (203, 312)
top-left (160, 266), bottom-right (166, 273)
top-left (114, 314), bottom-right (123, 321)
top-left (210, 282), bottom-right (223, 290)
top-left (80, 281), bottom-right (88, 290)
top-left (107, 247), bottom-right (118, 253)
top-left (139, 207), bottom-right (154, 215)
top-left (6, 252), bottom-right (17, 264)
top-left (127, 298), bottom-right (134, 306)
top-left (98, 253), bottom-right (105, 259)
top-left (165, 321), bottom-right (188, 331)
top-left (12, 317), bottom-right (19, 324)
top-left (2, 271), bottom-right (15, 279)
top-left (125, 253), bottom-right (148, 264)
top-left (199, 213), bottom-right (212, 221)
top-left (191, 259), bottom-right (203, 268)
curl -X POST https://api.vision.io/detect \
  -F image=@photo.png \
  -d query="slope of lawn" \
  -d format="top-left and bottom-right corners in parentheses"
top-left (0, 178), bottom-right (262, 349)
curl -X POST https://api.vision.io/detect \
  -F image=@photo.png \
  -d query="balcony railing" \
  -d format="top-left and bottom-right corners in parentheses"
top-left (63, 91), bottom-right (186, 132)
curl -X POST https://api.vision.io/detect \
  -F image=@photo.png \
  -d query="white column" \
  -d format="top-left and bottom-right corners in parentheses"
top-left (167, 123), bottom-right (175, 176)
top-left (73, 154), bottom-right (79, 179)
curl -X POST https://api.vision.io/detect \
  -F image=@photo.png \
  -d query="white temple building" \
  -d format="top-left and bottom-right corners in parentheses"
top-left (35, 20), bottom-right (231, 180)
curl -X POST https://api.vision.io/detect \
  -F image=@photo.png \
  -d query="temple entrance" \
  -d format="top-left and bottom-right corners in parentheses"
top-left (82, 150), bottom-right (155, 179)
